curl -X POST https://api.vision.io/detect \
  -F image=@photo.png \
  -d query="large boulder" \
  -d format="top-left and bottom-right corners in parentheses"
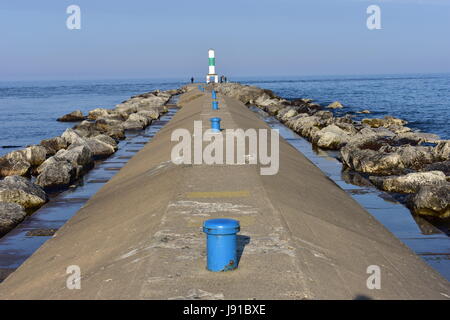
top-left (0, 202), bottom-right (27, 236)
top-left (408, 183), bottom-right (450, 218)
top-left (422, 161), bottom-right (450, 176)
top-left (0, 176), bottom-right (48, 209)
top-left (35, 160), bottom-right (76, 190)
top-left (40, 137), bottom-right (68, 156)
top-left (82, 137), bottom-right (116, 159)
top-left (434, 140), bottom-right (450, 161)
top-left (369, 171), bottom-right (447, 194)
top-left (0, 157), bottom-right (31, 177)
top-left (57, 110), bottom-right (86, 122)
top-left (128, 113), bottom-right (150, 127)
top-left (137, 109), bottom-right (160, 120)
top-left (4, 146), bottom-right (47, 167)
top-left (87, 108), bottom-right (110, 120)
top-left (61, 128), bottom-right (86, 145)
top-left (312, 124), bottom-right (351, 150)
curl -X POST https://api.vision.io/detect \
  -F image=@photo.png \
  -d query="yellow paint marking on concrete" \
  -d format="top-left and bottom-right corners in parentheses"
top-left (185, 191), bottom-right (250, 198)
top-left (187, 216), bottom-right (256, 228)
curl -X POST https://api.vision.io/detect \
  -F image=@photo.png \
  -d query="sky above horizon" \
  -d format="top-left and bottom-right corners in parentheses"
top-left (1, 0), bottom-right (449, 81)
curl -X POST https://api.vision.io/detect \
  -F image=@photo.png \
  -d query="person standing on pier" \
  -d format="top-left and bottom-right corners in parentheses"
top-left (191, 77), bottom-right (194, 83)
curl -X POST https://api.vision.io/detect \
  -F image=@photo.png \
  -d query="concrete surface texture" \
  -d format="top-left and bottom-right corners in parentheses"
top-left (0, 86), bottom-right (449, 299)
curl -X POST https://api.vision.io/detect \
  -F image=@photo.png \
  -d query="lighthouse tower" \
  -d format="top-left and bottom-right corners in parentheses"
top-left (206, 49), bottom-right (219, 84)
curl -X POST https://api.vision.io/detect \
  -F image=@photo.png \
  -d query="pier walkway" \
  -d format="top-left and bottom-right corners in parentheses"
top-left (0, 86), bottom-right (449, 299)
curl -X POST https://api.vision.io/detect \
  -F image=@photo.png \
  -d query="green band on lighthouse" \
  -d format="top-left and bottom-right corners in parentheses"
top-left (209, 58), bottom-right (215, 66)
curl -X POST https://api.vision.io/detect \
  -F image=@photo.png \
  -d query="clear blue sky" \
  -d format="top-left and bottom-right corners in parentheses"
top-left (1, 0), bottom-right (449, 80)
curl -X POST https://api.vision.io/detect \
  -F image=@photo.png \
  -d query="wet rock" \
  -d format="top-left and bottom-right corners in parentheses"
top-left (35, 160), bottom-right (76, 190)
top-left (356, 110), bottom-right (371, 114)
top-left (312, 124), bottom-right (351, 150)
top-left (0, 202), bottom-right (27, 236)
top-left (369, 171), bottom-right (447, 194)
top-left (40, 137), bottom-right (68, 156)
top-left (57, 110), bottom-right (86, 122)
top-left (26, 228), bottom-right (58, 237)
top-left (327, 101), bottom-right (344, 109)
top-left (0, 176), bottom-right (47, 209)
top-left (408, 183), bottom-right (450, 218)
top-left (0, 157), bottom-right (31, 177)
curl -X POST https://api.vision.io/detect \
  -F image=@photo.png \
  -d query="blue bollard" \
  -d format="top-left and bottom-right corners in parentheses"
top-left (209, 117), bottom-right (221, 132)
top-left (212, 100), bottom-right (219, 110)
top-left (212, 90), bottom-right (217, 99)
top-left (203, 219), bottom-right (240, 272)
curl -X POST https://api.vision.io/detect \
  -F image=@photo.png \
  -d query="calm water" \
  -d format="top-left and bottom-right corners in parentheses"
top-left (238, 73), bottom-right (450, 140)
top-left (0, 79), bottom-right (185, 156)
top-left (0, 74), bottom-right (448, 157)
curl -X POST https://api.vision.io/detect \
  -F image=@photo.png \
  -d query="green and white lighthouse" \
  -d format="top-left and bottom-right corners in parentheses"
top-left (206, 49), bottom-right (219, 83)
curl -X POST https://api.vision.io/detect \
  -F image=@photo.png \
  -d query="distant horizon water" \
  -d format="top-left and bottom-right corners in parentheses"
top-left (0, 73), bottom-right (449, 157)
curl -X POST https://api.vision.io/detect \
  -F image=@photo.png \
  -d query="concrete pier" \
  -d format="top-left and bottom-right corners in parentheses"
top-left (0, 86), bottom-right (449, 299)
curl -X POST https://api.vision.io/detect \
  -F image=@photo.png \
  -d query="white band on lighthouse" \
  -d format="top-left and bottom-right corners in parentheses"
top-left (206, 49), bottom-right (219, 83)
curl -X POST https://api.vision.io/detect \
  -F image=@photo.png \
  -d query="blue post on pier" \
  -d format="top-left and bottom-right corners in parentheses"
top-left (212, 90), bottom-right (217, 99)
top-left (209, 117), bottom-right (221, 132)
top-left (212, 100), bottom-right (219, 110)
top-left (203, 219), bottom-right (240, 272)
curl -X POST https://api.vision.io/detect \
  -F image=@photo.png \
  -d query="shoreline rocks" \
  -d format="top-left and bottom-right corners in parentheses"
top-left (212, 82), bottom-right (449, 220)
top-left (57, 110), bottom-right (86, 122)
top-left (0, 87), bottom-right (184, 237)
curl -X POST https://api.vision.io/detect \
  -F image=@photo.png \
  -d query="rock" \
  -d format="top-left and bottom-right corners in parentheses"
top-left (61, 128), bottom-right (86, 145)
top-left (408, 183), bottom-right (450, 218)
top-left (35, 160), bottom-right (76, 190)
top-left (312, 124), bottom-right (350, 150)
top-left (0, 202), bottom-right (27, 236)
top-left (356, 110), bottom-right (371, 114)
top-left (26, 228), bottom-right (58, 237)
top-left (362, 116), bottom-right (408, 128)
top-left (423, 161), bottom-right (450, 176)
top-left (277, 107), bottom-right (298, 122)
top-left (0, 176), bottom-right (47, 209)
top-left (434, 140), bottom-right (450, 161)
top-left (62, 145), bottom-right (94, 169)
top-left (94, 119), bottom-right (125, 139)
top-left (4, 146), bottom-right (47, 167)
top-left (92, 134), bottom-right (118, 149)
top-left (327, 101), bottom-right (344, 109)
top-left (123, 120), bottom-right (144, 131)
top-left (0, 157), bottom-right (31, 177)
top-left (137, 109), bottom-right (160, 120)
top-left (128, 113), bottom-right (150, 127)
top-left (73, 121), bottom-right (103, 138)
top-left (87, 108), bottom-right (110, 120)
top-left (369, 171), bottom-right (447, 194)
top-left (83, 138), bottom-right (116, 159)
top-left (57, 110), bottom-right (86, 122)
top-left (40, 137), bottom-right (68, 156)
